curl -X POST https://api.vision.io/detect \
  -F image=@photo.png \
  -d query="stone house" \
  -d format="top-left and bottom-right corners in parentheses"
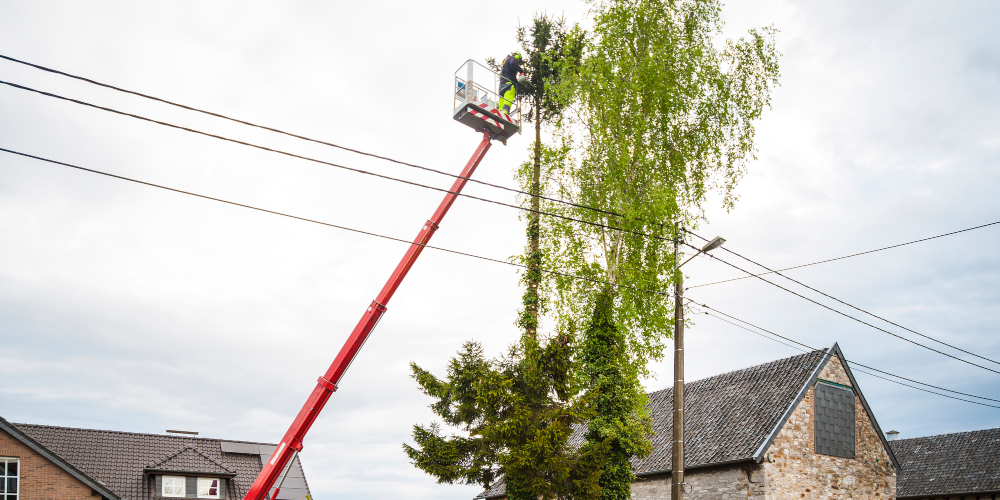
top-left (0, 415), bottom-right (311, 500)
top-left (890, 427), bottom-right (1000, 499)
top-left (478, 344), bottom-right (900, 499)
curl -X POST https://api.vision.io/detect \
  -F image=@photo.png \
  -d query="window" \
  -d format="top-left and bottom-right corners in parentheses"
top-left (814, 381), bottom-right (856, 458)
top-left (197, 477), bottom-right (220, 499)
top-left (1, 458), bottom-right (18, 500)
top-left (162, 476), bottom-right (186, 497)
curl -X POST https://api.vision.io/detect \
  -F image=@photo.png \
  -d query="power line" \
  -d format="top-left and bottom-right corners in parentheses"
top-left (687, 220), bottom-right (1000, 290)
top-left (0, 53), bottom-right (631, 224)
top-left (8, 53), bottom-right (993, 294)
top-left (688, 299), bottom-right (1000, 403)
top-left (679, 231), bottom-right (1000, 375)
top-left (0, 147), bottom-right (669, 301)
top-left (6, 146), bottom-right (995, 409)
top-left (0, 78), bottom-right (677, 246)
top-left (686, 299), bottom-right (1000, 409)
top-left (684, 229), bottom-right (1000, 367)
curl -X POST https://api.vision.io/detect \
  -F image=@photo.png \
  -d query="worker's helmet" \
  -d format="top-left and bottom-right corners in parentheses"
top-left (513, 52), bottom-right (523, 60)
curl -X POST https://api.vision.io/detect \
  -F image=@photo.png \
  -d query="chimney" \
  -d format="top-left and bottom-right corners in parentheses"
top-left (886, 430), bottom-right (899, 441)
top-left (166, 430), bottom-right (199, 436)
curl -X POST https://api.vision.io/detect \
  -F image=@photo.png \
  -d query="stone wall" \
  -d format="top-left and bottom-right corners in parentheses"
top-left (632, 462), bottom-right (764, 500)
top-left (0, 428), bottom-right (99, 500)
top-left (761, 356), bottom-right (896, 499)
top-left (632, 464), bottom-right (767, 500)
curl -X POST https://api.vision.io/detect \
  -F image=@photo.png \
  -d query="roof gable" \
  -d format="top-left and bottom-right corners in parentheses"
top-left (10, 422), bottom-right (283, 500)
top-left (145, 446), bottom-right (237, 476)
top-left (751, 343), bottom-right (901, 470)
top-left (891, 427), bottom-right (1000, 497)
top-left (0, 416), bottom-right (119, 500)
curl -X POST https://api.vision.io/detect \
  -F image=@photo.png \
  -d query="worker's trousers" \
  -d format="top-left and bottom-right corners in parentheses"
top-left (498, 81), bottom-right (515, 113)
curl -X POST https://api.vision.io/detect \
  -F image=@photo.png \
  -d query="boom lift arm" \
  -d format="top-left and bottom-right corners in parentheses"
top-left (244, 130), bottom-right (494, 500)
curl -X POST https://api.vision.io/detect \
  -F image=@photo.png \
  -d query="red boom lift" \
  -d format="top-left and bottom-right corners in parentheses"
top-left (244, 60), bottom-right (521, 500)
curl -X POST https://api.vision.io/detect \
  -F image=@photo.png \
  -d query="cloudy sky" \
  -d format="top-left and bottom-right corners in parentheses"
top-left (1, 1), bottom-right (999, 499)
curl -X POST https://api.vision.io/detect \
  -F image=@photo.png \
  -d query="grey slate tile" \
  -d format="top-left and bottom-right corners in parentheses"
top-left (891, 427), bottom-right (1000, 498)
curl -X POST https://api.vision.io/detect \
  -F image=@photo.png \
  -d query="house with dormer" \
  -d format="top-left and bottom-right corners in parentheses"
top-left (478, 344), bottom-right (901, 499)
top-left (0, 416), bottom-right (311, 500)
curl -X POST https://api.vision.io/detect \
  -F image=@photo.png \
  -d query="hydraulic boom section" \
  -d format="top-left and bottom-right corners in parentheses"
top-left (243, 131), bottom-right (493, 500)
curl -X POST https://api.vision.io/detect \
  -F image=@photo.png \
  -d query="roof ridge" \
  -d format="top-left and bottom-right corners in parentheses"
top-left (644, 349), bottom-right (824, 397)
top-left (894, 426), bottom-right (1000, 442)
top-left (12, 422), bottom-right (276, 446)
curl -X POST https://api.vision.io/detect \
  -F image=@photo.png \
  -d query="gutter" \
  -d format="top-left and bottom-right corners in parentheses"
top-left (897, 490), bottom-right (1000, 499)
top-left (143, 467), bottom-right (238, 478)
top-left (634, 457), bottom-right (756, 477)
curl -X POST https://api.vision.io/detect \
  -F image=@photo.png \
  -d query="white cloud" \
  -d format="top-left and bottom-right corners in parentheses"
top-left (1, 1), bottom-right (999, 499)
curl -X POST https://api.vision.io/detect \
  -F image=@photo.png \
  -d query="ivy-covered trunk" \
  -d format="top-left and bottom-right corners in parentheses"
top-left (522, 112), bottom-right (543, 339)
top-left (518, 113), bottom-right (543, 340)
top-left (581, 292), bottom-right (648, 500)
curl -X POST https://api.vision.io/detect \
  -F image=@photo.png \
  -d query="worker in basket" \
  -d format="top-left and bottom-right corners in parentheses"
top-left (498, 52), bottom-right (525, 121)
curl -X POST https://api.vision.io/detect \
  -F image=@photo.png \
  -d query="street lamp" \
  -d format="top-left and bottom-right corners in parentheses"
top-left (671, 234), bottom-right (725, 500)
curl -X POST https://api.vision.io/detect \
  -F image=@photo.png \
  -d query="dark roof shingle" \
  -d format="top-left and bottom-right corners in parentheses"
top-left (11, 423), bottom-right (305, 500)
top-left (891, 427), bottom-right (1000, 497)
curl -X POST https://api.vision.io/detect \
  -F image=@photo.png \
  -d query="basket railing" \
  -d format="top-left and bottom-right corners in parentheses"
top-left (453, 59), bottom-right (522, 124)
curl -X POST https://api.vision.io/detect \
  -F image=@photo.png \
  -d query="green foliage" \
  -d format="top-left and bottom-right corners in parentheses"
top-left (516, 14), bottom-right (587, 124)
top-left (408, 16), bottom-right (599, 500)
top-left (407, 3), bottom-right (779, 500)
top-left (580, 292), bottom-right (652, 500)
top-left (542, 0), bottom-right (781, 371)
top-left (533, 1), bottom-right (780, 497)
top-left (404, 337), bottom-right (605, 500)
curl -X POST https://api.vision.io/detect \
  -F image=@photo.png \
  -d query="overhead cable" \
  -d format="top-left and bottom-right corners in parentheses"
top-left (684, 229), bottom-right (1000, 367)
top-left (0, 53), bottom-right (629, 222)
top-left (686, 299), bottom-right (1000, 409)
top-left (687, 220), bottom-right (1000, 290)
top-left (680, 231), bottom-right (1000, 375)
top-left (8, 53), bottom-right (995, 290)
top-left (6, 147), bottom-right (995, 409)
top-left (0, 78), bottom-right (676, 246)
top-left (0, 147), bottom-right (668, 301)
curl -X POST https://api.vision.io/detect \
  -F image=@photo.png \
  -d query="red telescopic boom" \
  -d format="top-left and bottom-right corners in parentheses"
top-left (243, 131), bottom-right (493, 500)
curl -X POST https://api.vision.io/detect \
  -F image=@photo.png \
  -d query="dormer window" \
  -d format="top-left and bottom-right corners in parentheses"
top-left (198, 477), bottom-right (221, 499)
top-left (162, 475), bottom-right (186, 497)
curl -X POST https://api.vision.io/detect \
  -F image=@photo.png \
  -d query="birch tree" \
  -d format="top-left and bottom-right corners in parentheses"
top-left (543, 1), bottom-right (781, 498)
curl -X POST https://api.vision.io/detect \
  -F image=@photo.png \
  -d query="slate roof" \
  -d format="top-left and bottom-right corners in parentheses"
top-left (480, 346), bottom-right (895, 498)
top-left (634, 348), bottom-right (826, 473)
top-left (891, 427), bottom-right (1000, 498)
top-left (4, 420), bottom-right (310, 500)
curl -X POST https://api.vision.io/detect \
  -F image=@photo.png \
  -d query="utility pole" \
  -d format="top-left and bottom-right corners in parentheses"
top-left (671, 233), bottom-right (685, 500)
top-left (671, 233), bottom-right (725, 500)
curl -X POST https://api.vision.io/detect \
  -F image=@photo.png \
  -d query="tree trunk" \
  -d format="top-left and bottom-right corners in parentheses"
top-left (520, 97), bottom-right (544, 340)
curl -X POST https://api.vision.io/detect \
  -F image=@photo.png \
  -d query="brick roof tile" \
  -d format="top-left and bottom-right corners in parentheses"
top-left (11, 423), bottom-right (308, 500)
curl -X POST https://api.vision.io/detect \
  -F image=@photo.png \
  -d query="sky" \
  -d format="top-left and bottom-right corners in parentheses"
top-left (1, 1), bottom-right (999, 500)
